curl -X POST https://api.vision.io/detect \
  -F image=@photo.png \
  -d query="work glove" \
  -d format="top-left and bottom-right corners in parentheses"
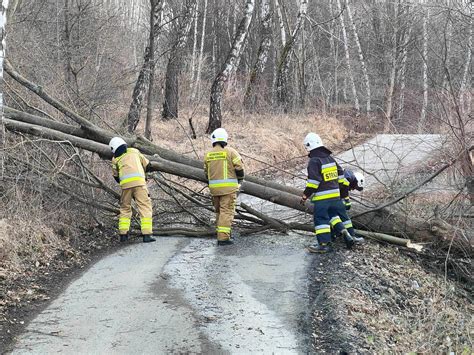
top-left (300, 195), bottom-right (308, 206)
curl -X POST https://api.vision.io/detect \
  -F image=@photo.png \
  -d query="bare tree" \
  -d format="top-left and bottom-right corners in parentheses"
top-left (127, 0), bottom-right (164, 133)
top-left (162, 0), bottom-right (197, 120)
top-left (191, 0), bottom-right (208, 102)
top-left (384, 0), bottom-right (403, 132)
top-left (0, 0), bottom-right (8, 178)
top-left (207, 0), bottom-right (255, 133)
top-left (459, 3), bottom-right (472, 116)
top-left (275, 0), bottom-right (308, 112)
top-left (346, 0), bottom-right (370, 113)
top-left (337, 0), bottom-right (360, 115)
top-left (243, 0), bottom-right (272, 111)
top-left (418, 5), bottom-right (429, 132)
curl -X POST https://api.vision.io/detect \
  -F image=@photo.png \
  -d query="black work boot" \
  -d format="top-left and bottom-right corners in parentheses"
top-left (119, 233), bottom-right (129, 242)
top-left (353, 235), bottom-right (365, 244)
top-left (143, 235), bottom-right (156, 243)
top-left (217, 238), bottom-right (234, 246)
top-left (341, 230), bottom-right (354, 249)
top-left (307, 242), bottom-right (332, 254)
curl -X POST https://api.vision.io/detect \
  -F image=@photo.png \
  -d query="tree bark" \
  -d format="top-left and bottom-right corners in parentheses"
top-left (384, 0), bottom-right (402, 132)
top-left (337, 0), bottom-right (360, 115)
top-left (398, 26), bottom-right (411, 121)
top-left (0, 0), bottom-right (7, 169)
top-left (459, 5), bottom-right (472, 117)
top-left (418, 6), bottom-right (429, 132)
top-left (243, 0), bottom-right (272, 111)
top-left (275, 0), bottom-right (308, 112)
top-left (162, 0), bottom-right (197, 120)
top-left (127, 0), bottom-right (163, 133)
top-left (207, 0), bottom-right (255, 133)
top-left (346, 0), bottom-right (371, 113)
top-left (144, 0), bottom-right (159, 139)
top-left (274, 0), bottom-right (286, 46)
top-left (191, 0), bottom-right (208, 102)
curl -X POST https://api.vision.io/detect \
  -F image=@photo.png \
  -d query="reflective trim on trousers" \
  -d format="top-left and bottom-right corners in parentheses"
top-left (141, 217), bottom-right (152, 227)
top-left (315, 224), bottom-right (331, 235)
top-left (330, 216), bottom-right (342, 227)
top-left (343, 220), bottom-right (353, 229)
top-left (338, 177), bottom-right (350, 186)
top-left (118, 217), bottom-right (131, 231)
top-left (217, 226), bottom-right (231, 233)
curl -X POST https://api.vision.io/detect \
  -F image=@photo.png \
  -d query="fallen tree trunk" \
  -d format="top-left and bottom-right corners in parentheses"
top-left (4, 116), bottom-right (471, 254)
top-left (4, 106), bottom-right (302, 195)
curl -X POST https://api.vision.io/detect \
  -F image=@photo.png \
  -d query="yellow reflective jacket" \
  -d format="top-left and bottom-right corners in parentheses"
top-left (112, 148), bottom-right (149, 189)
top-left (204, 145), bottom-right (244, 196)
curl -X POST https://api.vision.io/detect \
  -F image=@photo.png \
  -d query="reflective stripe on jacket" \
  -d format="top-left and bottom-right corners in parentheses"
top-left (112, 148), bottom-right (149, 189)
top-left (303, 147), bottom-right (348, 202)
top-left (204, 146), bottom-right (244, 196)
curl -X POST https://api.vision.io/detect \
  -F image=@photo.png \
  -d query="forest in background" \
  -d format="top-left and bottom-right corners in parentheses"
top-left (0, 1), bottom-right (473, 352)
top-left (3, 0), bottom-right (472, 134)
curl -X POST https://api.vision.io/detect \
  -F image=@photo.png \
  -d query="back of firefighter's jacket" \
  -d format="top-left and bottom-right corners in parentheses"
top-left (112, 148), bottom-right (149, 189)
top-left (204, 146), bottom-right (244, 196)
top-left (305, 155), bottom-right (349, 202)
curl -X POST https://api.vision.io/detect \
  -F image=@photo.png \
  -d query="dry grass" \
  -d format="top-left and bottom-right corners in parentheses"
top-left (0, 217), bottom-right (67, 277)
top-left (327, 243), bottom-right (473, 353)
top-left (136, 107), bottom-right (347, 175)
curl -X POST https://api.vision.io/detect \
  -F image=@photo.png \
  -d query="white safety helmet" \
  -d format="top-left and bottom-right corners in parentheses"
top-left (109, 137), bottom-right (127, 153)
top-left (354, 171), bottom-right (365, 189)
top-left (303, 132), bottom-right (324, 152)
top-left (210, 128), bottom-right (228, 144)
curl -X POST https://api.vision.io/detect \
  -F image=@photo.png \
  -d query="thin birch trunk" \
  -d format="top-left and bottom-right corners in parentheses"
top-left (162, 0), bottom-right (197, 120)
top-left (459, 4), bottom-right (472, 116)
top-left (207, 0), bottom-right (255, 133)
top-left (275, 0), bottom-right (308, 112)
top-left (346, 0), bottom-right (371, 113)
top-left (192, 0), bottom-right (207, 102)
top-left (398, 26), bottom-right (411, 121)
top-left (385, 0), bottom-right (401, 132)
top-left (144, 0), bottom-right (158, 139)
top-left (442, 11), bottom-right (452, 92)
top-left (127, 0), bottom-right (164, 133)
top-left (190, 0), bottom-right (199, 85)
top-left (329, 0), bottom-right (338, 106)
top-left (298, 22), bottom-right (306, 107)
top-left (0, 0), bottom-right (8, 178)
top-left (337, 0), bottom-right (360, 115)
top-left (418, 7), bottom-right (429, 132)
top-left (244, 0), bottom-right (272, 111)
top-left (274, 0), bottom-right (286, 46)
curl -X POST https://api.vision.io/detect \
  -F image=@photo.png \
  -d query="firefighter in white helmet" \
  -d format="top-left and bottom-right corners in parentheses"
top-left (204, 128), bottom-right (244, 245)
top-left (301, 132), bottom-right (354, 253)
top-left (336, 169), bottom-right (365, 243)
top-left (109, 137), bottom-right (155, 243)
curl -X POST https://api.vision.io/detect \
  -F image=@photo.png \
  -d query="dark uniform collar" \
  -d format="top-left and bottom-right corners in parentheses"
top-left (114, 144), bottom-right (128, 158)
top-left (308, 146), bottom-right (332, 158)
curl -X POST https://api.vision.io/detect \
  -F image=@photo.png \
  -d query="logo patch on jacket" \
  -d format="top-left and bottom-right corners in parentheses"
top-left (206, 151), bottom-right (227, 161)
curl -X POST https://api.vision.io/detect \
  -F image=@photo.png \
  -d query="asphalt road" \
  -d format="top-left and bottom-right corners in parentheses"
top-left (11, 233), bottom-right (314, 354)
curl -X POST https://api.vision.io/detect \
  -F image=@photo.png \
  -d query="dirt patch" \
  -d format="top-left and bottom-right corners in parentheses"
top-left (0, 226), bottom-right (122, 353)
top-left (309, 241), bottom-right (473, 353)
